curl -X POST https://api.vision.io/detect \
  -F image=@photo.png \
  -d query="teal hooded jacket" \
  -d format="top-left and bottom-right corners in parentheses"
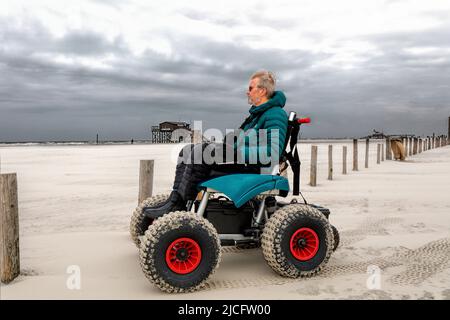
top-left (234, 91), bottom-right (288, 164)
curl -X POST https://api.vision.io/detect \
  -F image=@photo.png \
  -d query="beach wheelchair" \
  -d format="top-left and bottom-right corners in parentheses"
top-left (130, 111), bottom-right (340, 293)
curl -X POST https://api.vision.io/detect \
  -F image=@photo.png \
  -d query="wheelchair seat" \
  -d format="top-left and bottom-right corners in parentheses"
top-left (199, 173), bottom-right (289, 208)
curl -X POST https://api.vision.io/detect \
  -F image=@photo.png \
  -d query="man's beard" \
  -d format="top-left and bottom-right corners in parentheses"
top-left (248, 96), bottom-right (261, 105)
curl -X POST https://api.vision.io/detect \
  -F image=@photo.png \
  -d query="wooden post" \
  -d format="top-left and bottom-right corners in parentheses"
top-left (377, 144), bottom-right (381, 164)
top-left (328, 145), bottom-right (333, 180)
top-left (420, 138), bottom-right (423, 153)
top-left (447, 117), bottom-right (450, 145)
top-left (138, 160), bottom-right (154, 204)
top-left (386, 137), bottom-right (391, 160)
top-left (407, 137), bottom-right (412, 156)
top-left (381, 143), bottom-right (385, 161)
top-left (413, 138), bottom-right (418, 155)
top-left (448, 117), bottom-right (450, 145)
top-left (404, 138), bottom-right (408, 157)
top-left (432, 133), bottom-right (435, 148)
top-left (342, 146), bottom-right (347, 174)
top-left (428, 137), bottom-right (431, 150)
top-left (310, 145), bottom-right (317, 187)
top-left (365, 138), bottom-right (369, 168)
top-left (353, 139), bottom-right (358, 171)
top-left (1, 173), bottom-right (20, 284)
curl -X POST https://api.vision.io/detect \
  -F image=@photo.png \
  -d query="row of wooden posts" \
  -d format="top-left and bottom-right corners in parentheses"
top-left (1, 134), bottom-right (449, 284)
top-left (309, 134), bottom-right (449, 186)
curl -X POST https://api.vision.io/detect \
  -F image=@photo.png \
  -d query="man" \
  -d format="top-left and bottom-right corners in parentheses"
top-left (144, 70), bottom-right (288, 218)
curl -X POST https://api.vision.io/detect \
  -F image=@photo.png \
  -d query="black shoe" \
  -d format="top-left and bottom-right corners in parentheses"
top-left (144, 190), bottom-right (177, 209)
top-left (143, 191), bottom-right (186, 219)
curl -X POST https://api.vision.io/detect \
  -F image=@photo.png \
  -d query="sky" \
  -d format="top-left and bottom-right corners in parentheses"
top-left (1, 0), bottom-right (450, 141)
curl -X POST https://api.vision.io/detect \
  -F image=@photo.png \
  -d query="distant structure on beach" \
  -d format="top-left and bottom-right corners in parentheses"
top-left (361, 129), bottom-right (415, 140)
top-left (151, 121), bottom-right (192, 143)
top-left (361, 129), bottom-right (388, 139)
top-left (150, 121), bottom-right (219, 143)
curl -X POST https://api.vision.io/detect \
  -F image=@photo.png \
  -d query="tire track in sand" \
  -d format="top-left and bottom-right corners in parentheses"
top-left (388, 237), bottom-right (450, 285)
top-left (339, 217), bottom-right (404, 247)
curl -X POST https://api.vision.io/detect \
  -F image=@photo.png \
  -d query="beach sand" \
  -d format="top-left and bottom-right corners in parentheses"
top-left (1, 141), bottom-right (449, 299)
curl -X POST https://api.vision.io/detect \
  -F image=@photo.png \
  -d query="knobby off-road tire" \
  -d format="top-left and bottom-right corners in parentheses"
top-left (139, 211), bottom-right (221, 293)
top-left (331, 225), bottom-right (340, 251)
top-left (261, 204), bottom-right (334, 278)
top-left (130, 193), bottom-right (170, 247)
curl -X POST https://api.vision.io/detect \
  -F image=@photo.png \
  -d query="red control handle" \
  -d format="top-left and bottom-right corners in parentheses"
top-left (298, 117), bottom-right (311, 124)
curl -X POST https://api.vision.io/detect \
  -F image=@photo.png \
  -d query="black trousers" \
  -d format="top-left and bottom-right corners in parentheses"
top-left (173, 143), bottom-right (262, 201)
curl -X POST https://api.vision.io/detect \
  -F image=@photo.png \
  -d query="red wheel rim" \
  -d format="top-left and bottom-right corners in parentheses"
top-left (165, 237), bottom-right (202, 274)
top-left (290, 228), bottom-right (319, 261)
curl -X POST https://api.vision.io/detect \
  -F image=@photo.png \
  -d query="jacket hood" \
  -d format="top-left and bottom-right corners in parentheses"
top-left (249, 91), bottom-right (286, 115)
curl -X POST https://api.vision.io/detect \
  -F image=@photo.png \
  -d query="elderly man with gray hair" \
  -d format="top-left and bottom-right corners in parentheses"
top-left (144, 70), bottom-right (288, 218)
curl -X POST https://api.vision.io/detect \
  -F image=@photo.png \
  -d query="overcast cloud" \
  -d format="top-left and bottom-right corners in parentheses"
top-left (1, 0), bottom-right (450, 141)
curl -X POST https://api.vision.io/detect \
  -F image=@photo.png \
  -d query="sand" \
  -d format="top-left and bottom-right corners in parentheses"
top-left (0, 141), bottom-right (449, 300)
